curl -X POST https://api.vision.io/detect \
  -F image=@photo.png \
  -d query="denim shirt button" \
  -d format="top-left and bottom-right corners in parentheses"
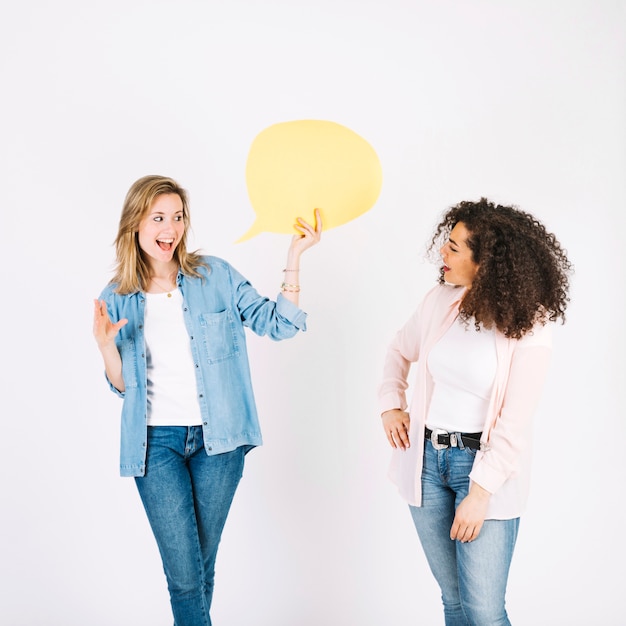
top-left (199, 394), bottom-right (203, 398)
top-left (208, 446), bottom-right (212, 451)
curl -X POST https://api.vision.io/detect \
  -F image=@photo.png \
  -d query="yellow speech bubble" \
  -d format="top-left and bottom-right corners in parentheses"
top-left (236, 120), bottom-right (383, 242)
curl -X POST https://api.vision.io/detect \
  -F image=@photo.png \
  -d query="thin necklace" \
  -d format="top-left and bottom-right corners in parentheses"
top-left (150, 272), bottom-right (177, 297)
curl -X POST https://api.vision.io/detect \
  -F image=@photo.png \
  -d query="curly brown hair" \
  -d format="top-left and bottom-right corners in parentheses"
top-left (428, 198), bottom-right (572, 339)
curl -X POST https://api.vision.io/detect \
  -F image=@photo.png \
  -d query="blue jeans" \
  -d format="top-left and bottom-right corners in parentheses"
top-left (409, 439), bottom-right (519, 626)
top-left (135, 426), bottom-right (245, 626)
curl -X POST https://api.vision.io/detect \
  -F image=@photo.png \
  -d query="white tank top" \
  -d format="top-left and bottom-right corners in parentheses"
top-left (144, 289), bottom-right (203, 426)
top-left (426, 316), bottom-right (497, 433)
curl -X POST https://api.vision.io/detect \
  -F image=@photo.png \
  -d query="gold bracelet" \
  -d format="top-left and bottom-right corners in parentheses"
top-left (281, 282), bottom-right (301, 293)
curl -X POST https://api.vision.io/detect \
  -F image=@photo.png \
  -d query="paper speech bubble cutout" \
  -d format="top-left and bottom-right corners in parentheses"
top-left (236, 120), bottom-right (382, 242)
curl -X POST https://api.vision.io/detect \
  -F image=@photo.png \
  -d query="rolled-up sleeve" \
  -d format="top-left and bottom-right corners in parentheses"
top-left (231, 265), bottom-right (307, 339)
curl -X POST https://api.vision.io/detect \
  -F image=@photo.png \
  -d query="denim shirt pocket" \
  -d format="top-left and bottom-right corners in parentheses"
top-left (200, 309), bottom-right (240, 364)
top-left (119, 338), bottom-right (139, 389)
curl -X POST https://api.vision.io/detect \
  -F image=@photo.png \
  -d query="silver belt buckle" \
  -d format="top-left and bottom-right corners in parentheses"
top-left (430, 428), bottom-right (449, 450)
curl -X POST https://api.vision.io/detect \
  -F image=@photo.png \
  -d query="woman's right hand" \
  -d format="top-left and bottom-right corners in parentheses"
top-left (93, 299), bottom-right (127, 392)
top-left (382, 409), bottom-right (411, 450)
top-left (93, 299), bottom-right (128, 350)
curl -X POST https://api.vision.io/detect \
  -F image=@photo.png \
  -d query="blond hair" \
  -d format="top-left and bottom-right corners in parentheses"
top-left (111, 175), bottom-right (206, 294)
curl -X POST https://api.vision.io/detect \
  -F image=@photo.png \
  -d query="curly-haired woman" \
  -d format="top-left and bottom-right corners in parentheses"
top-left (378, 198), bottom-right (572, 625)
top-left (93, 175), bottom-right (321, 626)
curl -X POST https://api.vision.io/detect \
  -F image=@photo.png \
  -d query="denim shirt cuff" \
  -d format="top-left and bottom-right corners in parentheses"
top-left (276, 293), bottom-right (307, 331)
top-left (105, 372), bottom-right (126, 398)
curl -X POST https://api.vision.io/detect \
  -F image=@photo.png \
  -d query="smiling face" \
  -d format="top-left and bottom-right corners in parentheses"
top-left (440, 221), bottom-right (479, 288)
top-left (137, 193), bottom-right (185, 272)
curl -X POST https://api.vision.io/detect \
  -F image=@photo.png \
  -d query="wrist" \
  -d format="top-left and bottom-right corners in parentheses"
top-left (285, 250), bottom-right (301, 267)
top-left (98, 339), bottom-right (118, 353)
top-left (469, 482), bottom-right (492, 500)
top-left (282, 254), bottom-right (301, 292)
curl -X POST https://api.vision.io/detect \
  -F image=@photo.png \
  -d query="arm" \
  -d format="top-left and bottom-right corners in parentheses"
top-left (93, 299), bottom-right (128, 392)
top-left (453, 331), bottom-right (552, 541)
top-left (378, 307), bottom-right (424, 451)
top-left (280, 209), bottom-right (323, 307)
top-left (232, 210), bottom-right (321, 339)
top-left (470, 342), bottom-right (552, 493)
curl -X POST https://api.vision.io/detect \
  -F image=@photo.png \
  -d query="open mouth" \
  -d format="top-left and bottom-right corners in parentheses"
top-left (157, 238), bottom-right (174, 251)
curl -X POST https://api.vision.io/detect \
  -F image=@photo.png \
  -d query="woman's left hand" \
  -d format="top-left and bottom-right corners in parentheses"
top-left (450, 483), bottom-right (491, 542)
top-left (280, 209), bottom-right (322, 305)
top-left (288, 209), bottom-right (323, 257)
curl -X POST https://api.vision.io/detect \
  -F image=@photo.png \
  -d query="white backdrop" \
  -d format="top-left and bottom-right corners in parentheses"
top-left (1, 1), bottom-right (624, 624)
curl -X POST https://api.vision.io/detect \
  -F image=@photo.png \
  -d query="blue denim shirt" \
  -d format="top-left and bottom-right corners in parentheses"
top-left (99, 256), bottom-right (307, 477)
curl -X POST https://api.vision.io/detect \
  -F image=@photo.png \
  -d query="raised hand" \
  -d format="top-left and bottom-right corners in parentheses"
top-left (288, 209), bottom-right (323, 258)
top-left (93, 299), bottom-right (128, 349)
top-left (93, 299), bottom-right (128, 392)
top-left (280, 209), bottom-right (323, 306)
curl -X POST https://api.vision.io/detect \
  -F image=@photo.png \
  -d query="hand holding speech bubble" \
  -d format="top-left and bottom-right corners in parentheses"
top-left (236, 120), bottom-right (383, 242)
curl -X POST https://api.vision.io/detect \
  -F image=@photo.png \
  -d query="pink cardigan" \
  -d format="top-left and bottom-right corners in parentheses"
top-left (378, 284), bottom-right (552, 519)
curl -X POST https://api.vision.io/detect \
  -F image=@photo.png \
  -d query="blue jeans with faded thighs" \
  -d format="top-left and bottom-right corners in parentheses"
top-left (409, 438), bottom-right (519, 626)
top-left (135, 426), bottom-right (245, 626)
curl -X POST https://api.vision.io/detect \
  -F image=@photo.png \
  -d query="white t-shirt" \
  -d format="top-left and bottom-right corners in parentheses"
top-left (426, 317), bottom-right (497, 433)
top-left (144, 289), bottom-right (203, 426)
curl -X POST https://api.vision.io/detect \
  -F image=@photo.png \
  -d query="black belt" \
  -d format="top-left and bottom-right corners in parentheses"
top-left (425, 427), bottom-right (482, 451)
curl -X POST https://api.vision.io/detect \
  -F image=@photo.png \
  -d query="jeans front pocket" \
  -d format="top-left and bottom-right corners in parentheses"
top-left (200, 309), bottom-right (240, 364)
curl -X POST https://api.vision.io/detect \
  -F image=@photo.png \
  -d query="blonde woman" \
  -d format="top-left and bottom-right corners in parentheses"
top-left (93, 175), bottom-right (321, 626)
